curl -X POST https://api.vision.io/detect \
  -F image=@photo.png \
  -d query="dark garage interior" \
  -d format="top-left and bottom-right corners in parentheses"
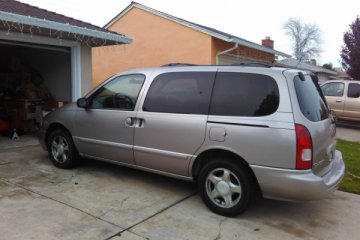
top-left (0, 41), bottom-right (71, 136)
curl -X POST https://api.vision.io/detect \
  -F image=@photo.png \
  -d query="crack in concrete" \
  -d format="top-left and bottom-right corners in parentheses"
top-left (105, 191), bottom-right (198, 240)
top-left (108, 230), bottom-right (150, 240)
top-left (214, 217), bottom-right (228, 240)
top-left (99, 197), bottom-right (129, 219)
top-left (127, 230), bottom-right (150, 240)
top-left (119, 196), bottom-right (129, 209)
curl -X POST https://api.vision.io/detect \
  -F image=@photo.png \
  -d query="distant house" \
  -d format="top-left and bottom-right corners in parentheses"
top-left (92, 1), bottom-right (290, 85)
top-left (334, 68), bottom-right (352, 80)
top-left (277, 58), bottom-right (337, 84)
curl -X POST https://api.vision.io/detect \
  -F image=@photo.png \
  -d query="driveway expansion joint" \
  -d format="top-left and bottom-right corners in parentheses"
top-left (0, 177), bottom-right (123, 229)
top-left (104, 191), bottom-right (198, 240)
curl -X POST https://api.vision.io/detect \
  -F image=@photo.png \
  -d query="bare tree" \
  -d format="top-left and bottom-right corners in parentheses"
top-left (283, 18), bottom-right (322, 60)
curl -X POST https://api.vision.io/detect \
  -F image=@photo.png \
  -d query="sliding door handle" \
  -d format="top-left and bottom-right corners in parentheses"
top-left (137, 118), bottom-right (145, 128)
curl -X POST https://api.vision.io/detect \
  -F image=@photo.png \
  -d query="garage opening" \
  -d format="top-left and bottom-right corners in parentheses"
top-left (0, 40), bottom-right (71, 135)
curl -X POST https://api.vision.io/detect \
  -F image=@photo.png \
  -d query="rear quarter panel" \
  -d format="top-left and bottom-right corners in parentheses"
top-left (284, 71), bottom-right (336, 176)
top-left (199, 114), bottom-right (296, 169)
top-left (192, 68), bottom-right (297, 172)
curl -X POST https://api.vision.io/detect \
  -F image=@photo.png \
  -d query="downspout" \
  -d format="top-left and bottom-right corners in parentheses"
top-left (216, 43), bottom-right (239, 65)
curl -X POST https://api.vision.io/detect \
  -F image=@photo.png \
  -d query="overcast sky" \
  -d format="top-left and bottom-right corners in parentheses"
top-left (18, 0), bottom-right (360, 68)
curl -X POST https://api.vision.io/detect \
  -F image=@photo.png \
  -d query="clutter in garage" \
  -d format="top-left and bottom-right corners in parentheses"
top-left (0, 53), bottom-right (65, 136)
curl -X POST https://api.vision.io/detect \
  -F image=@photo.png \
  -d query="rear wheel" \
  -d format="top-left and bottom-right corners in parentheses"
top-left (47, 129), bottom-right (78, 169)
top-left (198, 158), bottom-right (254, 217)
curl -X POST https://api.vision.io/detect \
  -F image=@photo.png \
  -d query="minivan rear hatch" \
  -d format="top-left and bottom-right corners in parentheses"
top-left (287, 71), bottom-right (337, 175)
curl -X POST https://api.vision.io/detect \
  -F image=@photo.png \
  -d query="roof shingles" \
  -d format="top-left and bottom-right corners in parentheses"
top-left (0, 0), bottom-right (106, 32)
top-left (0, 0), bottom-right (131, 46)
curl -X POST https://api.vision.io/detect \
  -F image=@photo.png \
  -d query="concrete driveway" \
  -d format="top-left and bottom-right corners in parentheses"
top-left (337, 126), bottom-right (360, 142)
top-left (0, 138), bottom-right (359, 240)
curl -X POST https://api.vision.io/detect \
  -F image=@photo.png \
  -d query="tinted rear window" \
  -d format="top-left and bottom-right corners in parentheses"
top-left (143, 72), bottom-right (215, 114)
top-left (294, 75), bottom-right (329, 122)
top-left (210, 72), bottom-right (279, 116)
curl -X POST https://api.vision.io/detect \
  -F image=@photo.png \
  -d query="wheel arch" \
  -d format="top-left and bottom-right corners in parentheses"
top-left (45, 122), bottom-right (80, 169)
top-left (45, 123), bottom-right (73, 149)
top-left (191, 149), bottom-right (261, 192)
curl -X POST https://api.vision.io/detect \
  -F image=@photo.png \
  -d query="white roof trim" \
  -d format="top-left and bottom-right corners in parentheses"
top-left (105, 3), bottom-right (230, 42)
top-left (105, 2), bottom-right (290, 57)
top-left (0, 11), bottom-right (132, 44)
top-left (278, 58), bottom-right (337, 75)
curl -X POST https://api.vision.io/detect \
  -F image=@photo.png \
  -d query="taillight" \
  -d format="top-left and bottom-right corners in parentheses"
top-left (295, 124), bottom-right (313, 170)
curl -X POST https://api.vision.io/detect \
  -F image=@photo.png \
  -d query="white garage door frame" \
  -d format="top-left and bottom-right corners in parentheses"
top-left (0, 30), bottom-right (82, 101)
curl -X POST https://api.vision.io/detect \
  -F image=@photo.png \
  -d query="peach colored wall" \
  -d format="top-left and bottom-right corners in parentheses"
top-left (211, 38), bottom-right (275, 64)
top-left (92, 8), bottom-right (212, 85)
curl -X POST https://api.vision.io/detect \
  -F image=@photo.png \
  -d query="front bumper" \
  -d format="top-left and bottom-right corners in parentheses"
top-left (251, 150), bottom-right (345, 201)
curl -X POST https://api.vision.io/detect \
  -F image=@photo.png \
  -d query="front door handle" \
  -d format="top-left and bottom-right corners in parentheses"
top-left (126, 117), bottom-right (145, 128)
top-left (335, 100), bottom-right (342, 103)
top-left (125, 117), bottom-right (135, 127)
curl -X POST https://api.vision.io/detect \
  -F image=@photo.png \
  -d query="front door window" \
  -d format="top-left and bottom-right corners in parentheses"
top-left (89, 74), bottom-right (145, 110)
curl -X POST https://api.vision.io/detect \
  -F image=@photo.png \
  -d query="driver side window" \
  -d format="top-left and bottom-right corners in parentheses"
top-left (321, 82), bottom-right (344, 97)
top-left (89, 74), bottom-right (145, 110)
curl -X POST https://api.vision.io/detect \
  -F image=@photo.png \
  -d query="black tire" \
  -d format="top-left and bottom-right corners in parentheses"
top-left (198, 158), bottom-right (254, 217)
top-left (47, 128), bottom-right (79, 169)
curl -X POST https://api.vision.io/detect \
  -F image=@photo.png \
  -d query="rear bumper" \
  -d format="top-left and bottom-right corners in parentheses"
top-left (251, 150), bottom-right (345, 201)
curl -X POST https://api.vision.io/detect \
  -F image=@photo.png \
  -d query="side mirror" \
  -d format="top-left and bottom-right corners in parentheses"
top-left (77, 98), bottom-right (89, 108)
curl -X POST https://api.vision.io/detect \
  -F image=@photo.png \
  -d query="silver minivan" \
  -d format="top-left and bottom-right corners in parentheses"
top-left (38, 65), bottom-right (345, 216)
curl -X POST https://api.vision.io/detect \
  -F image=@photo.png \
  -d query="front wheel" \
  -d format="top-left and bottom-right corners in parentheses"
top-left (47, 129), bottom-right (79, 169)
top-left (198, 159), bottom-right (254, 217)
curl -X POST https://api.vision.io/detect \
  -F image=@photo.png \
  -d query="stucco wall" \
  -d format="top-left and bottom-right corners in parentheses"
top-left (92, 8), bottom-right (212, 86)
